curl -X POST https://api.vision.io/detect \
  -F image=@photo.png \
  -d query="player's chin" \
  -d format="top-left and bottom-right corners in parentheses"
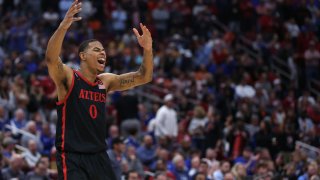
top-left (97, 67), bottom-right (105, 74)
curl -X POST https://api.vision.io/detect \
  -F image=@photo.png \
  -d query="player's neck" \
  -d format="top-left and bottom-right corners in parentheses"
top-left (78, 66), bottom-right (97, 83)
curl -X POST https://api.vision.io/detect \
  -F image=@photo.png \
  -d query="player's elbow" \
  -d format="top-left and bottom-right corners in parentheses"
top-left (146, 75), bottom-right (153, 83)
top-left (44, 56), bottom-right (52, 63)
top-left (145, 71), bottom-right (153, 83)
top-left (142, 76), bottom-right (152, 85)
top-left (44, 55), bottom-right (52, 65)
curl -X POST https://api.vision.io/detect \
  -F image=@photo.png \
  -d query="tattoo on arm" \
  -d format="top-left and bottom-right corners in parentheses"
top-left (119, 75), bottom-right (136, 87)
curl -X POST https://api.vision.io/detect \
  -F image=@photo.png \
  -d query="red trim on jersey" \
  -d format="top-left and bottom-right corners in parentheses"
top-left (62, 152), bottom-right (67, 180)
top-left (62, 103), bottom-right (67, 179)
top-left (56, 72), bottom-right (75, 105)
top-left (74, 70), bottom-right (99, 86)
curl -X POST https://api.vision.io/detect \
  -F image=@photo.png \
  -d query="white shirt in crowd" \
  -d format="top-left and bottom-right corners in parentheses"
top-left (22, 150), bottom-right (41, 168)
top-left (188, 117), bottom-right (208, 134)
top-left (235, 84), bottom-right (256, 98)
top-left (154, 105), bottom-right (178, 138)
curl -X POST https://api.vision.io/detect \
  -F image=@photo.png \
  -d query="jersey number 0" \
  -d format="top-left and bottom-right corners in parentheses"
top-left (89, 105), bottom-right (97, 119)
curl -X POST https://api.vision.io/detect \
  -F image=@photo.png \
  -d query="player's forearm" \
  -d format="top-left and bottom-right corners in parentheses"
top-left (45, 26), bottom-right (68, 62)
top-left (137, 49), bottom-right (153, 83)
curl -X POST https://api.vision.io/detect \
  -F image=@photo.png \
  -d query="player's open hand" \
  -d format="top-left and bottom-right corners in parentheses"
top-left (60, 0), bottom-right (82, 30)
top-left (133, 23), bottom-right (153, 51)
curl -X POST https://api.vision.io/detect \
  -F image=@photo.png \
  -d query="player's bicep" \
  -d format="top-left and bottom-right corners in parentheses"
top-left (106, 72), bottom-right (145, 92)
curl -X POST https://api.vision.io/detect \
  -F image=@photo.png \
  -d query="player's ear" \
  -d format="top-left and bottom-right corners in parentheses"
top-left (79, 52), bottom-right (86, 61)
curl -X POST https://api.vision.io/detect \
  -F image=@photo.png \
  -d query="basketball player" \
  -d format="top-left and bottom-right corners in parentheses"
top-left (45, 0), bottom-right (153, 179)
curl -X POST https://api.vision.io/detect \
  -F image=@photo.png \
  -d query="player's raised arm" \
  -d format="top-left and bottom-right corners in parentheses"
top-left (102, 23), bottom-right (153, 92)
top-left (45, 0), bottom-right (82, 84)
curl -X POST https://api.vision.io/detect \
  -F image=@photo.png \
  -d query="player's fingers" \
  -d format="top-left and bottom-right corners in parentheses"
top-left (68, 1), bottom-right (81, 15)
top-left (68, 0), bottom-right (79, 12)
top-left (74, 7), bottom-right (82, 14)
top-left (73, 17), bottom-right (82, 21)
top-left (133, 28), bottom-right (141, 37)
top-left (145, 28), bottom-right (151, 36)
top-left (140, 23), bottom-right (144, 31)
top-left (71, 0), bottom-right (78, 8)
top-left (139, 23), bottom-right (147, 34)
top-left (67, 6), bottom-right (81, 18)
top-left (70, 2), bottom-right (82, 14)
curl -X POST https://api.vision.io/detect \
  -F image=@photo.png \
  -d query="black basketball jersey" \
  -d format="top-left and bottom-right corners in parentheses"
top-left (55, 70), bottom-right (107, 153)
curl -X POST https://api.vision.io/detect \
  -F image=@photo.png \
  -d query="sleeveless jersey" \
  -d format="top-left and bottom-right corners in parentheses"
top-left (55, 70), bottom-right (107, 153)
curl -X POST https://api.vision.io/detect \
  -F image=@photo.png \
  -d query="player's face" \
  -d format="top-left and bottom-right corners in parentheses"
top-left (84, 41), bottom-right (107, 73)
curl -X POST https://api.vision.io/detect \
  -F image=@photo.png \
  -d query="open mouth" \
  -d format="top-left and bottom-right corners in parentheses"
top-left (97, 58), bottom-right (106, 65)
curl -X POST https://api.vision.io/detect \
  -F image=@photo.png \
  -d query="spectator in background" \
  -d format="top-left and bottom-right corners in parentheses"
top-left (79, 0), bottom-right (96, 20)
top-left (111, 5), bottom-right (128, 36)
top-left (234, 147), bottom-right (257, 175)
top-left (116, 91), bottom-right (140, 137)
top-left (25, 156), bottom-right (50, 180)
top-left (22, 139), bottom-right (41, 169)
top-left (298, 91), bottom-right (316, 112)
top-left (107, 125), bottom-right (120, 149)
top-left (0, 78), bottom-right (15, 116)
top-left (193, 172), bottom-right (207, 180)
top-left (0, 105), bottom-right (8, 131)
top-left (58, 0), bottom-right (73, 18)
top-left (154, 172), bottom-right (169, 180)
top-left (298, 112), bottom-right (315, 142)
top-left (245, 114), bottom-right (260, 143)
top-left (304, 41), bottom-right (320, 80)
top-left (12, 75), bottom-right (29, 109)
top-left (152, 1), bottom-right (170, 39)
top-left (40, 122), bottom-right (55, 156)
top-left (154, 94), bottom-right (178, 141)
top-left (153, 159), bottom-right (176, 179)
top-left (125, 145), bottom-right (144, 178)
top-left (126, 170), bottom-right (139, 180)
top-left (224, 172), bottom-right (236, 180)
top-left (9, 108), bottom-right (27, 130)
top-left (42, 7), bottom-right (59, 29)
top-left (203, 148), bottom-right (219, 169)
top-left (231, 163), bottom-right (247, 180)
top-left (235, 78), bottom-right (256, 99)
top-left (1, 154), bottom-right (25, 180)
top-left (0, 152), bottom-right (3, 179)
top-left (188, 156), bottom-right (200, 177)
top-left (298, 161), bottom-right (319, 180)
top-left (254, 121), bottom-right (272, 149)
top-left (107, 137), bottom-right (126, 180)
top-left (171, 154), bottom-right (188, 180)
top-left (137, 135), bottom-right (157, 168)
top-left (153, 148), bottom-right (172, 171)
top-left (21, 121), bottom-right (43, 151)
top-left (197, 160), bottom-right (210, 179)
top-left (188, 106), bottom-right (208, 152)
top-left (212, 161), bottom-right (231, 180)
top-left (1, 137), bottom-right (17, 166)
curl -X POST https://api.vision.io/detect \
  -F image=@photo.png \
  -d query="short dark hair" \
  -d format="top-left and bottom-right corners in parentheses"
top-left (111, 136), bottom-right (124, 148)
top-left (127, 170), bottom-right (139, 179)
top-left (78, 39), bottom-right (99, 54)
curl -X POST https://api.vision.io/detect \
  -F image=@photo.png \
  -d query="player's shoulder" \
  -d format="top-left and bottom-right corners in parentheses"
top-left (97, 72), bottom-right (117, 82)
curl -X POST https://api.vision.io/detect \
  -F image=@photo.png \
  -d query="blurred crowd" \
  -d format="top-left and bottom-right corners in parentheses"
top-left (0, 0), bottom-right (320, 179)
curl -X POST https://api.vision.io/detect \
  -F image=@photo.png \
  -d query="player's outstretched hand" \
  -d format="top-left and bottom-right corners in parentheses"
top-left (60, 0), bottom-right (82, 30)
top-left (133, 23), bottom-right (153, 51)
